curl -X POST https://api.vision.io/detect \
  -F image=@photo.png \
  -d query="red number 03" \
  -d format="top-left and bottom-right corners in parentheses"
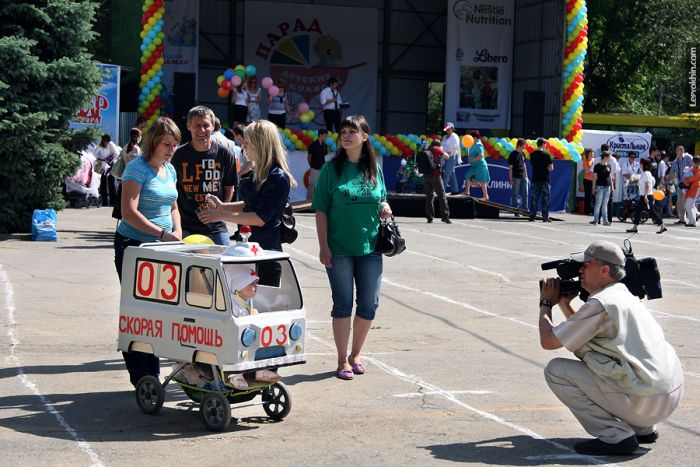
top-left (275, 324), bottom-right (287, 345)
top-left (260, 325), bottom-right (288, 347)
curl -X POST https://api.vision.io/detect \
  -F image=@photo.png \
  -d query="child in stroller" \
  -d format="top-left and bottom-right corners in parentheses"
top-left (64, 150), bottom-right (102, 208)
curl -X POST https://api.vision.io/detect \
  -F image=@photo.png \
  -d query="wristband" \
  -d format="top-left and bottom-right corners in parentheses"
top-left (159, 229), bottom-right (165, 239)
top-left (539, 299), bottom-right (554, 309)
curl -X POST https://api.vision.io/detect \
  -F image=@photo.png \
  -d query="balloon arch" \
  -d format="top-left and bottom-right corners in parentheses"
top-left (139, 0), bottom-right (587, 162)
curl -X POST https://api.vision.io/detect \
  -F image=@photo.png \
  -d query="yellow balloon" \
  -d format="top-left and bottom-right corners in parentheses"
top-left (653, 190), bottom-right (665, 201)
top-left (183, 234), bottom-right (214, 245)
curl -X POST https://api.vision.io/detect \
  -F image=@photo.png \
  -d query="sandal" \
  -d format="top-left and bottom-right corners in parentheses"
top-left (657, 226), bottom-right (667, 234)
top-left (336, 368), bottom-right (354, 380)
top-left (255, 369), bottom-right (281, 383)
top-left (348, 357), bottom-right (366, 375)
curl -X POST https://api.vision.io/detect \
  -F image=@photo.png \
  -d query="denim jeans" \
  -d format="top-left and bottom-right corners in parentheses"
top-left (441, 156), bottom-right (459, 193)
top-left (529, 182), bottom-right (551, 220)
top-left (325, 252), bottom-right (383, 320)
top-left (183, 230), bottom-right (231, 246)
top-left (511, 177), bottom-right (529, 210)
top-left (593, 186), bottom-right (611, 224)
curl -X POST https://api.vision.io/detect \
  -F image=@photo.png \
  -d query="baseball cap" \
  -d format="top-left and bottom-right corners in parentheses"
top-left (229, 267), bottom-right (259, 292)
top-left (571, 241), bottom-right (625, 267)
top-left (443, 122), bottom-right (455, 131)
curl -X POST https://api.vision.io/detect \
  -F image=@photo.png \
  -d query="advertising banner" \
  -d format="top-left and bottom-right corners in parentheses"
top-left (162, 0), bottom-right (199, 114)
top-left (244, 1), bottom-right (378, 128)
top-left (382, 157), bottom-right (572, 212)
top-left (444, 0), bottom-right (514, 130)
top-left (576, 129), bottom-right (652, 204)
top-left (70, 63), bottom-right (120, 142)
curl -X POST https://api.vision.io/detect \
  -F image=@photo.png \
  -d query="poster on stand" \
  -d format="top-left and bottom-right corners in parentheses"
top-left (244, 1), bottom-right (378, 129)
top-left (70, 63), bottom-right (120, 142)
top-left (444, 0), bottom-right (514, 130)
top-left (162, 0), bottom-right (199, 114)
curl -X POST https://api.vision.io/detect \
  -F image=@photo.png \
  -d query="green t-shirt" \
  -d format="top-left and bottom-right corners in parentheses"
top-left (312, 161), bottom-right (387, 256)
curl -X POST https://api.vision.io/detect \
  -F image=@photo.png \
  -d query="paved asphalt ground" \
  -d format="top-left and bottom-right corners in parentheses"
top-left (1, 206), bottom-right (698, 466)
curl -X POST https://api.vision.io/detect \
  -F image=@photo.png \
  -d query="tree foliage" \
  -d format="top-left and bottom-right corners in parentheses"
top-left (0, 1), bottom-right (101, 233)
top-left (585, 0), bottom-right (700, 115)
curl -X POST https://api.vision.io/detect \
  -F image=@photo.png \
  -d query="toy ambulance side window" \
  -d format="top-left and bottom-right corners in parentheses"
top-left (134, 259), bottom-right (181, 304)
top-left (185, 266), bottom-right (214, 309)
top-left (215, 272), bottom-right (227, 312)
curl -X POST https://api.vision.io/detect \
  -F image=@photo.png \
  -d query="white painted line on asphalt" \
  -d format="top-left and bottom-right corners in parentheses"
top-left (0, 267), bottom-right (103, 467)
top-left (382, 278), bottom-right (537, 329)
top-left (305, 331), bottom-right (617, 466)
top-left (663, 279), bottom-right (700, 291)
top-left (400, 227), bottom-right (552, 260)
top-left (394, 390), bottom-right (493, 397)
top-left (406, 249), bottom-right (512, 283)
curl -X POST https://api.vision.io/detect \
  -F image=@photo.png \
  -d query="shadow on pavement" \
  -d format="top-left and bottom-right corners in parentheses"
top-left (282, 370), bottom-right (337, 385)
top-left (421, 435), bottom-right (649, 464)
top-left (0, 359), bottom-right (126, 380)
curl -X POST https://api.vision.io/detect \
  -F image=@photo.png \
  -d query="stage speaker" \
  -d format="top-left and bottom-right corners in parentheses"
top-left (523, 91), bottom-right (545, 138)
top-left (173, 72), bottom-right (196, 142)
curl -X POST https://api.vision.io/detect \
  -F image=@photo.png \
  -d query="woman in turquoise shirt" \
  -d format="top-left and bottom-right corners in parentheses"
top-left (114, 116), bottom-right (182, 387)
top-left (312, 115), bottom-right (393, 381)
top-left (463, 130), bottom-right (490, 200)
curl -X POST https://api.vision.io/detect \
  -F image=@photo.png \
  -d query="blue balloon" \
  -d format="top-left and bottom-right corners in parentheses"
top-left (245, 65), bottom-right (257, 77)
top-left (223, 69), bottom-right (234, 80)
top-left (325, 137), bottom-right (334, 146)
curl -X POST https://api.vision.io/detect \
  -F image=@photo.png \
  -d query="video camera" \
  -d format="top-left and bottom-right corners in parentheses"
top-left (540, 240), bottom-right (662, 302)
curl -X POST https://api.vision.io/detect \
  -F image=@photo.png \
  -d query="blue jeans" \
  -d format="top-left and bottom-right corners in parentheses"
top-left (183, 230), bottom-right (231, 246)
top-left (593, 186), bottom-right (611, 224)
top-left (326, 252), bottom-right (383, 320)
top-left (441, 156), bottom-right (459, 193)
top-left (511, 177), bottom-right (529, 210)
top-left (529, 182), bottom-right (551, 220)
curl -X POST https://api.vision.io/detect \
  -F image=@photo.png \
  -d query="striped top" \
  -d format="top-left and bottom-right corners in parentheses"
top-left (116, 156), bottom-right (178, 242)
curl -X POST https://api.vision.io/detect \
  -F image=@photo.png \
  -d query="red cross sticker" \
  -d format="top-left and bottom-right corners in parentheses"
top-left (250, 244), bottom-right (259, 255)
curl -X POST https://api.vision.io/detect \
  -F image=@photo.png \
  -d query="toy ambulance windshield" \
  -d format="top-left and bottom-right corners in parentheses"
top-left (117, 240), bottom-right (306, 373)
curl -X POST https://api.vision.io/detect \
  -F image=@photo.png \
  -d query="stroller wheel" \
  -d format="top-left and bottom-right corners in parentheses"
top-left (200, 392), bottom-right (231, 431)
top-left (135, 375), bottom-right (164, 415)
top-left (95, 196), bottom-right (103, 208)
top-left (262, 382), bottom-right (292, 421)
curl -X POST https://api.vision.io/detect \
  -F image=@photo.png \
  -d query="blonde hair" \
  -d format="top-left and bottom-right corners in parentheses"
top-left (143, 117), bottom-right (181, 161)
top-left (244, 120), bottom-right (297, 189)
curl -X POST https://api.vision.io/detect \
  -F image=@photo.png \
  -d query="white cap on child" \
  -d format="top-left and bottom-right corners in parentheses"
top-left (230, 267), bottom-right (259, 292)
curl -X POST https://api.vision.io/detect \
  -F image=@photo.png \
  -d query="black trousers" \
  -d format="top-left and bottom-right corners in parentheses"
top-left (423, 173), bottom-right (449, 220)
top-left (268, 112), bottom-right (286, 129)
top-left (323, 109), bottom-right (341, 133)
top-left (114, 231), bottom-right (160, 387)
top-left (633, 194), bottom-right (664, 226)
top-left (583, 179), bottom-right (593, 214)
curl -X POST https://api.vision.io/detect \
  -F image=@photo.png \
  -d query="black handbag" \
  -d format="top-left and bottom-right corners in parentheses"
top-left (280, 200), bottom-right (298, 244)
top-left (375, 216), bottom-right (406, 257)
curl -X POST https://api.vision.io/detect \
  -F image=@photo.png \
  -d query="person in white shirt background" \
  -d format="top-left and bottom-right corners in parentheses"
top-left (320, 77), bottom-right (343, 133)
top-left (440, 122), bottom-right (462, 194)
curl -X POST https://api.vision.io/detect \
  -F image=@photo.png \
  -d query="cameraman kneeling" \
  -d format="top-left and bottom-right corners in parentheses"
top-left (539, 240), bottom-right (683, 456)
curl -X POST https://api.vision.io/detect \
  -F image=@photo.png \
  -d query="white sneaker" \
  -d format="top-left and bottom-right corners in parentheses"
top-left (227, 373), bottom-right (249, 389)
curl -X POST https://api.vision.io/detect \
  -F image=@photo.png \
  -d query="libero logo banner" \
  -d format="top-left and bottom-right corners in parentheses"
top-left (445, 0), bottom-right (514, 130)
top-left (244, 1), bottom-right (378, 128)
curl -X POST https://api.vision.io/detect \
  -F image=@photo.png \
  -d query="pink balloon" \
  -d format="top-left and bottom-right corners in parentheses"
top-left (231, 75), bottom-right (242, 86)
top-left (268, 85), bottom-right (280, 97)
top-left (297, 102), bottom-right (309, 114)
top-left (261, 77), bottom-right (273, 89)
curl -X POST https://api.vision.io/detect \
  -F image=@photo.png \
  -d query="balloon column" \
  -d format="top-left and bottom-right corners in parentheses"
top-left (138, 0), bottom-right (165, 128)
top-left (216, 64), bottom-right (257, 99)
top-left (562, 0), bottom-right (587, 144)
top-left (278, 128), bottom-right (325, 152)
top-left (478, 137), bottom-right (581, 163)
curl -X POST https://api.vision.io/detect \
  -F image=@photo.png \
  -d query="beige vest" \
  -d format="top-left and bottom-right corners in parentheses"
top-left (575, 283), bottom-right (684, 396)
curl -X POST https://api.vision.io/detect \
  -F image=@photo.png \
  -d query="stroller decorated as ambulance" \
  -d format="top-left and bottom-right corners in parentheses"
top-left (117, 232), bottom-right (306, 431)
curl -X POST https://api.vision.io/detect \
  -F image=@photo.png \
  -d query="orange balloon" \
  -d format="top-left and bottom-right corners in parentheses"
top-left (461, 134), bottom-right (474, 148)
top-left (652, 190), bottom-right (665, 201)
top-left (217, 87), bottom-right (229, 98)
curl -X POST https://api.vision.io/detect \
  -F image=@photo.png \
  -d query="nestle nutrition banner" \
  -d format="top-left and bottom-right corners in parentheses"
top-left (445, 0), bottom-right (514, 130)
